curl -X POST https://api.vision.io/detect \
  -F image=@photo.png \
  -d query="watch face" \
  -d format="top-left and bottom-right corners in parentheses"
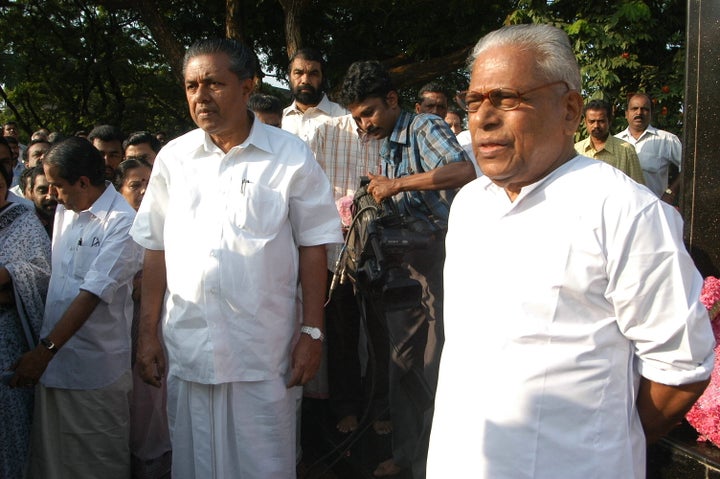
top-left (310, 329), bottom-right (320, 339)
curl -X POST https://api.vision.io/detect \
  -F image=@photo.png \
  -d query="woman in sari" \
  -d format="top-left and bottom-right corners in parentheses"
top-left (115, 157), bottom-right (172, 479)
top-left (0, 147), bottom-right (51, 478)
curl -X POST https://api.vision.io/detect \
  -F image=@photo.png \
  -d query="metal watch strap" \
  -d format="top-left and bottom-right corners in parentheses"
top-left (300, 325), bottom-right (324, 342)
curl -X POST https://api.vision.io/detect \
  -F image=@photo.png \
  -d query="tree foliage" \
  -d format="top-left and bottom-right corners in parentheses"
top-left (508, 0), bottom-right (686, 136)
top-left (0, 0), bottom-right (687, 141)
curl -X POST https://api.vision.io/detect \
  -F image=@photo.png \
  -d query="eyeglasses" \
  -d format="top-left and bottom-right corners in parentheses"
top-left (456, 80), bottom-right (570, 112)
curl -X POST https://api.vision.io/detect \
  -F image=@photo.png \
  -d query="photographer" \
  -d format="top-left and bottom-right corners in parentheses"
top-left (338, 61), bottom-right (475, 478)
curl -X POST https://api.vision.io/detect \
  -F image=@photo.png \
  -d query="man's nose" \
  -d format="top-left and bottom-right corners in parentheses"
top-left (359, 117), bottom-right (373, 131)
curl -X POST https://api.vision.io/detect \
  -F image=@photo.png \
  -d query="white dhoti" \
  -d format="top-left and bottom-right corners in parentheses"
top-left (167, 375), bottom-right (296, 479)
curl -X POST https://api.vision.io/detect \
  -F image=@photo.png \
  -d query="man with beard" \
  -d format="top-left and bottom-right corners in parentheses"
top-left (25, 166), bottom-right (57, 237)
top-left (616, 93), bottom-right (682, 202)
top-left (574, 99), bottom-right (645, 185)
top-left (282, 48), bottom-right (347, 142)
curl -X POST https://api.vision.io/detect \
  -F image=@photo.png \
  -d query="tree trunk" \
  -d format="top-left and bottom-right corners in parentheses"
top-left (226, 0), bottom-right (245, 43)
top-left (134, 3), bottom-right (186, 83)
top-left (279, 0), bottom-right (309, 59)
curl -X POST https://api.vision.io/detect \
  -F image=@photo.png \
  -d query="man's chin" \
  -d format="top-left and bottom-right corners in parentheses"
top-left (295, 92), bottom-right (323, 105)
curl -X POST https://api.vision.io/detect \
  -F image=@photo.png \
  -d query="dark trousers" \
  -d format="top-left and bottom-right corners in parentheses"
top-left (364, 238), bottom-right (446, 479)
top-left (326, 272), bottom-right (363, 420)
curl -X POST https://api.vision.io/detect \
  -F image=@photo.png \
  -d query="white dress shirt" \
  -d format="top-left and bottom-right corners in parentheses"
top-left (41, 183), bottom-right (142, 389)
top-left (130, 122), bottom-right (342, 384)
top-left (428, 156), bottom-right (714, 479)
top-left (282, 93), bottom-right (348, 143)
top-left (615, 125), bottom-right (682, 197)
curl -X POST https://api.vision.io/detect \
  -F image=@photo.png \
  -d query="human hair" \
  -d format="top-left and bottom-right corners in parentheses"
top-left (0, 145), bottom-right (11, 191)
top-left (183, 38), bottom-right (257, 82)
top-left (247, 93), bottom-right (283, 116)
top-left (288, 47), bottom-right (326, 75)
top-left (338, 61), bottom-right (396, 107)
top-left (113, 157), bottom-right (152, 191)
top-left (0, 136), bottom-right (12, 183)
top-left (48, 131), bottom-right (67, 144)
top-left (417, 82), bottom-right (447, 103)
top-left (446, 107), bottom-right (465, 119)
top-left (468, 24), bottom-right (581, 92)
top-left (584, 99), bottom-right (613, 120)
top-left (123, 131), bottom-right (162, 153)
top-left (44, 137), bottom-right (106, 186)
top-left (87, 124), bottom-right (124, 144)
top-left (626, 92), bottom-right (653, 112)
top-left (23, 138), bottom-right (51, 162)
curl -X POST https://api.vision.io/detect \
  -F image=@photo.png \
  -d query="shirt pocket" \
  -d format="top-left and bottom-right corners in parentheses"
top-left (73, 244), bottom-right (99, 278)
top-left (232, 182), bottom-right (288, 239)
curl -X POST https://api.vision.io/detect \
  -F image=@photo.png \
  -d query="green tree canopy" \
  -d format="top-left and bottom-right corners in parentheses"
top-left (0, 0), bottom-right (686, 140)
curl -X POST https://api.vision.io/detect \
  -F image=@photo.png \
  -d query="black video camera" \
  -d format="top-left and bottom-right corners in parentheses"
top-left (343, 177), bottom-right (431, 311)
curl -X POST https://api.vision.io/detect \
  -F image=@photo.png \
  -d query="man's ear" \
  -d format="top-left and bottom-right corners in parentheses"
top-left (78, 176), bottom-right (91, 189)
top-left (564, 90), bottom-right (584, 136)
top-left (386, 91), bottom-right (399, 109)
top-left (415, 102), bottom-right (422, 114)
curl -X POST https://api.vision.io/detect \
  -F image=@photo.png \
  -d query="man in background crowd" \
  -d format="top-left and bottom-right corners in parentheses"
top-left (575, 98), bottom-right (645, 184)
top-left (282, 47), bottom-right (347, 142)
top-left (616, 92), bottom-right (682, 202)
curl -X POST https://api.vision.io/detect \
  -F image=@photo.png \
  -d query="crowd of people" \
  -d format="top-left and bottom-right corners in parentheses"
top-left (0, 23), bottom-right (711, 479)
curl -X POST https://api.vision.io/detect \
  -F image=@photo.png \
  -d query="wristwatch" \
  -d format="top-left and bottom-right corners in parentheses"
top-left (300, 326), bottom-right (325, 342)
top-left (664, 188), bottom-right (675, 196)
top-left (40, 337), bottom-right (58, 355)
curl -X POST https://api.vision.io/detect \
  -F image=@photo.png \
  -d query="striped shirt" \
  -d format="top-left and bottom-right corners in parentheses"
top-left (381, 111), bottom-right (469, 231)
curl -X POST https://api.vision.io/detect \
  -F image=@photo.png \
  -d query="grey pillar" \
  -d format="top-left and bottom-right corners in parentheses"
top-left (683, 0), bottom-right (720, 277)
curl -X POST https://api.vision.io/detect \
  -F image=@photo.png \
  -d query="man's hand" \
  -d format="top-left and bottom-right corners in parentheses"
top-left (287, 334), bottom-right (322, 387)
top-left (136, 331), bottom-right (166, 388)
top-left (10, 346), bottom-right (52, 388)
top-left (367, 172), bottom-right (398, 203)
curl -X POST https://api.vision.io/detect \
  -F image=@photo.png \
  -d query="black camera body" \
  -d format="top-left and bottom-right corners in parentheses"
top-left (343, 179), bottom-right (430, 311)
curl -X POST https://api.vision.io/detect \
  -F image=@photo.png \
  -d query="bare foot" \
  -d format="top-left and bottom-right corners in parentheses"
top-left (336, 415), bottom-right (358, 433)
top-left (373, 458), bottom-right (402, 477)
top-left (373, 419), bottom-right (393, 435)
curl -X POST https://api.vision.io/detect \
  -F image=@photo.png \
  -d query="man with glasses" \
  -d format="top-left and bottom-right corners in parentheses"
top-left (339, 61), bottom-right (475, 478)
top-left (428, 24), bottom-right (713, 478)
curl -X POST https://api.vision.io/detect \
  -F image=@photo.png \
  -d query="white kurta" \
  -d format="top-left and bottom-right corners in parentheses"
top-left (130, 122), bottom-right (342, 384)
top-left (615, 125), bottom-right (681, 197)
top-left (41, 183), bottom-right (142, 389)
top-left (427, 155), bottom-right (714, 479)
top-left (282, 94), bottom-right (348, 143)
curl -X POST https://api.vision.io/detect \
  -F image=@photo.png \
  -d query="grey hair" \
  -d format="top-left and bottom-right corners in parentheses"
top-left (183, 38), bottom-right (257, 81)
top-left (468, 24), bottom-right (581, 91)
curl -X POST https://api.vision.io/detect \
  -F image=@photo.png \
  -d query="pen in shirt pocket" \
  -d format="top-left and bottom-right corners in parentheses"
top-left (241, 177), bottom-right (251, 195)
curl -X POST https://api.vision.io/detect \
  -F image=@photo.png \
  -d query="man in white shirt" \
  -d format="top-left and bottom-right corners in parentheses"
top-left (282, 47), bottom-right (348, 142)
top-left (130, 38), bottom-right (341, 479)
top-left (428, 24), bottom-right (714, 479)
top-left (13, 137), bottom-right (143, 478)
top-left (615, 92), bottom-right (682, 201)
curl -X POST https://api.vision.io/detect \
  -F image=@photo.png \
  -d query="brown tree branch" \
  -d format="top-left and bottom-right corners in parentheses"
top-left (386, 45), bottom-right (474, 89)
